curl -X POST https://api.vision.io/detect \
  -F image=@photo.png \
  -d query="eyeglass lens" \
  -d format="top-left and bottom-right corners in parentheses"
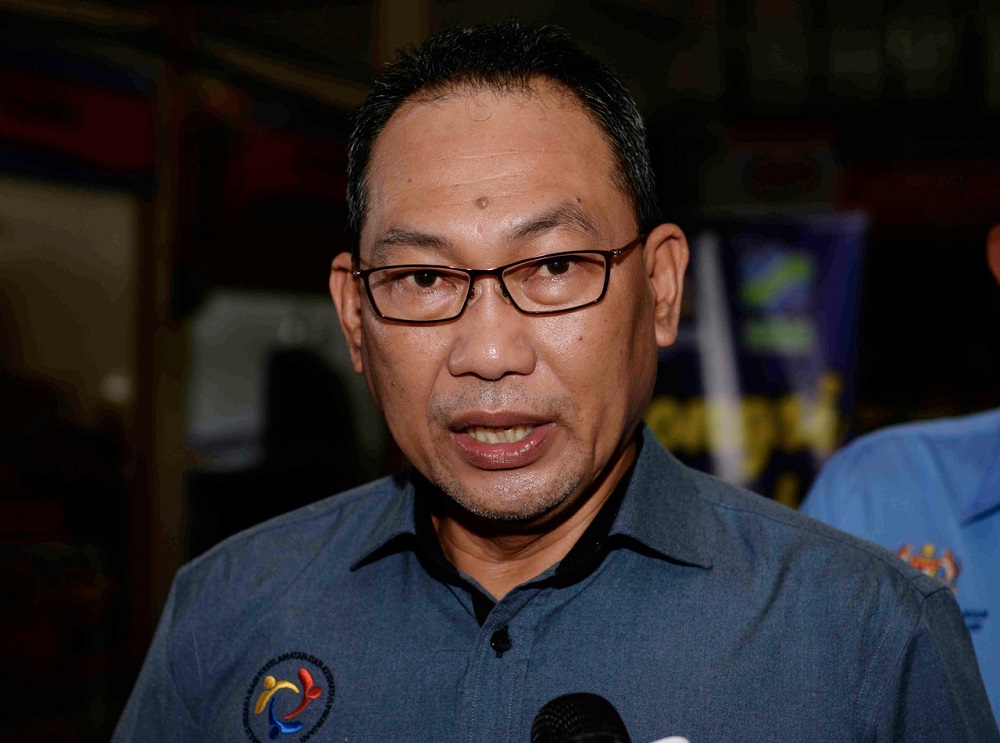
top-left (366, 252), bottom-right (610, 322)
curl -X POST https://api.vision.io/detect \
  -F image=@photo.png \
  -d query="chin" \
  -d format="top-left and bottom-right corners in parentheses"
top-left (440, 473), bottom-right (582, 524)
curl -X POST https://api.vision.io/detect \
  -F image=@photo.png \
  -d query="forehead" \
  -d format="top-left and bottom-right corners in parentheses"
top-left (361, 80), bottom-right (633, 257)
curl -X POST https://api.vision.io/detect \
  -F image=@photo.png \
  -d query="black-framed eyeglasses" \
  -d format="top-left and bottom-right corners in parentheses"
top-left (352, 236), bottom-right (644, 324)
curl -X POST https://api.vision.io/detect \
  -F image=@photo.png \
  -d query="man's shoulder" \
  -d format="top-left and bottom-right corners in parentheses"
top-left (820, 407), bottom-right (1000, 478)
top-left (677, 460), bottom-right (948, 603)
top-left (801, 407), bottom-right (1000, 521)
top-left (170, 473), bottom-right (408, 602)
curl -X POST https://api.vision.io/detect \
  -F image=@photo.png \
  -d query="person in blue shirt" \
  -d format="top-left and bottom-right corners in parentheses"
top-left (802, 225), bottom-right (1000, 724)
top-left (115, 22), bottom-right (998, 742)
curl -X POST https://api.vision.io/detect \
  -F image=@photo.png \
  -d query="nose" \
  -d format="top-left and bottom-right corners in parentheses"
top-left (447, 277), bottom-right (537, 381)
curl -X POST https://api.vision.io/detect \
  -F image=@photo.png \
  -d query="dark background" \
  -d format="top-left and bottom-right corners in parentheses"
top-left (1, 1), bottom-right (998, 740)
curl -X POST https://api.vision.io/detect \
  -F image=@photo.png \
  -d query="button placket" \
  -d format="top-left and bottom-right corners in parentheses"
top-left (456, 586), bottom-right (548, 742)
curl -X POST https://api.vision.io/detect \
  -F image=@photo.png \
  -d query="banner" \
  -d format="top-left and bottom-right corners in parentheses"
top-left (646, 212), bottom-right (866, 506)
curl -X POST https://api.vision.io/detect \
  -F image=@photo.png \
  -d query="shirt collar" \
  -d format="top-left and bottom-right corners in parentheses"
top-left (351, 453), bottom-right (634, 577)
top-left (961, 415), bottom-right (1000, 524)
top-left (351, 472), bottom-right (419, 570)
top-left (609, 424), bottom-right (713, 569)
top-left (352, 424), bottom-right (713, 571)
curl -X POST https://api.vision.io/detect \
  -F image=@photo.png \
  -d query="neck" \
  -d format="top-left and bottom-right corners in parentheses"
top-left (431, 439), bottom-right (637, 600)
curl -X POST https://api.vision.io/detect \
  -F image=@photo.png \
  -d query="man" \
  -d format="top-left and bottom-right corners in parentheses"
top-left (115, 22), bottom-right (997, 742)
top-left (802, 224), bottom-right (1000, 725)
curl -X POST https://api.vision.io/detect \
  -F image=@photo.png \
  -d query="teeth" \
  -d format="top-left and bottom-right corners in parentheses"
top-left (466, 425), bottom-right (534, 444)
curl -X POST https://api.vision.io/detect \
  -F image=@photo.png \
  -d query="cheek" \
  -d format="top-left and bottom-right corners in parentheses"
top-left (537, 313), bottom-right (628, 398)
top-left (568, 290), bottom-right (648, 365)
top-left (558, 284), bottom-right (656, 409)
top-left (361, 322), bottom-right (450, 413)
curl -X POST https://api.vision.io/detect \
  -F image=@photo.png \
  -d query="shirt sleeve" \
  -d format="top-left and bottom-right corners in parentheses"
top-left (800, 449), bottom-right (855, 524)
top-left (870, 586), bottom-right (1000, 742)
top-left (800, 446), bottom-right (877, 536)
top-left (112, 579), bottom-right (201, 742)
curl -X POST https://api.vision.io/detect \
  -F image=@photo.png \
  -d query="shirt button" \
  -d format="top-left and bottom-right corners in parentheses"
top-left (490, 626), bottom-right (511, 658)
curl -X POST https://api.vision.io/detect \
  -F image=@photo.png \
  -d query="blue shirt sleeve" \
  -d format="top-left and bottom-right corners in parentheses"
top-left (800, 446), bottom-right (864, 527)
top-left (803, 432), bottom-right (1000, 739)
top-left (872, 586), bottom-right (999, 741)
top-left (113, 580), bottom-right (201, 742)
top-left (800, 437), bottom-right (910, 538)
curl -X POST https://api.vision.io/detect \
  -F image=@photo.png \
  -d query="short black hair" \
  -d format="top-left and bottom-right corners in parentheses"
top-left (346, 20), bottom-right (661, 252)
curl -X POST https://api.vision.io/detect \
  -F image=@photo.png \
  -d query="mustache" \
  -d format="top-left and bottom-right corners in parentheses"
top-left (428, 383), bottom-right (572, 424)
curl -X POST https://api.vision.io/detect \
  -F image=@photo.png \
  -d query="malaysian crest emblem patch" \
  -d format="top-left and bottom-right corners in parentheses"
top-left (898, 543), bottom-right (961, 591)
top-left (243, 653), bottom-right (334, 742)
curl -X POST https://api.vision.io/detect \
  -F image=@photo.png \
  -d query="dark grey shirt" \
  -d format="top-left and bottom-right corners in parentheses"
top-left (114, 426), bottom-right (998, 742)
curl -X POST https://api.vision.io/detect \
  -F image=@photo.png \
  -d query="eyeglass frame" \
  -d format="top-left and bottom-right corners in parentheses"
top-left (351, 235), bottom-right (645, 324)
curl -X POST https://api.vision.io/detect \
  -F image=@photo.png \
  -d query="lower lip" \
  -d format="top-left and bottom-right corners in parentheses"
top-left (451, 423), bottom-right (554, 470)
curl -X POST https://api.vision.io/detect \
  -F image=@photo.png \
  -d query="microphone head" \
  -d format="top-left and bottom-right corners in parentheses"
top-left (530, 692), bottom-right (632, 743)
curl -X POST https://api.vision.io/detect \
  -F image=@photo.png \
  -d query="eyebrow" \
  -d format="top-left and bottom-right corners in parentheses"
top-left (508, 202), bottom-right (600, 242)
top-left (367, 201), bottom-right (601, 265)
top-left (369, 228), bottom-right (453, 265)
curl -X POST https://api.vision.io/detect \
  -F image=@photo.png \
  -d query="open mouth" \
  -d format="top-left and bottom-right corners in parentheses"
top-left (465, 425), bottom-right (535, 444)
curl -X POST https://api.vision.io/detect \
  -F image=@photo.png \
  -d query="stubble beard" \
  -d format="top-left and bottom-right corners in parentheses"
top-left (438, 469), bottom-right (584, 523)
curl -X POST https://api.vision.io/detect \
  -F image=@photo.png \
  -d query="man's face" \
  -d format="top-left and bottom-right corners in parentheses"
top-left (332, 81), bottom-right (685, 524)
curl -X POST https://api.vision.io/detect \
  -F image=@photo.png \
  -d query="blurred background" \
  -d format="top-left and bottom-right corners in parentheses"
top-left (1, 0), bottom-right (998, 740)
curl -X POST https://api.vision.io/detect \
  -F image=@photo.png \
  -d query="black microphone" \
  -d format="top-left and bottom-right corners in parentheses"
top-left (530, 693), bottom-right (632, 743)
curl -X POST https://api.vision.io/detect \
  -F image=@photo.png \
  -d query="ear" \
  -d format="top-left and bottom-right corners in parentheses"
top-left (643, 223), bottom-right (690, 348)
top-left (988, 224), bottom-right (1000, 287)
top-left (329, 251), bottom-right (365, 375)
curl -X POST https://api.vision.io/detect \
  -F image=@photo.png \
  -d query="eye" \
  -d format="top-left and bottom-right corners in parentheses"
top-left (409, 270), bottom-right (441, 288)
top-left (536, 257), bottom-right (575, 277)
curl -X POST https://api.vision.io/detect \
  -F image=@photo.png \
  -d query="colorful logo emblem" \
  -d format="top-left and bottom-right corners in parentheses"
top-left (898, 543), bottom-right (961, 591)
top-left (243, 653), bottom-right (334, 742)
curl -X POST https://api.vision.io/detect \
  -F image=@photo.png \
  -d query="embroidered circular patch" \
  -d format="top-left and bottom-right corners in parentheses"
top-left (243, 652), bottom-right (334, 742)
